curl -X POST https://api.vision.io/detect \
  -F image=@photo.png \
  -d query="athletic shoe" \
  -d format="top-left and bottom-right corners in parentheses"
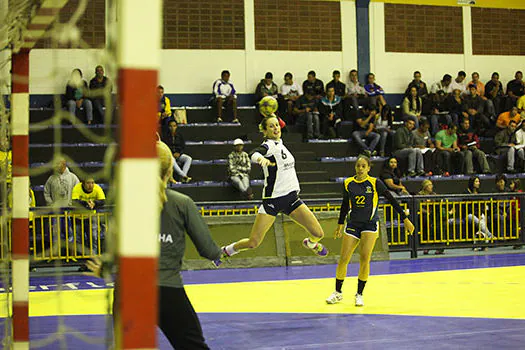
top-left (302, 238), bottom-right (328, 257)
top-left (355, 293), bottom-right (364, 307)
top-left (326, 291), bottom-right (343, 304)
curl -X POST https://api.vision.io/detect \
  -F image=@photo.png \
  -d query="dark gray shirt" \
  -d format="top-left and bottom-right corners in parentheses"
top-left (159, 189), bottom-right (222, 288)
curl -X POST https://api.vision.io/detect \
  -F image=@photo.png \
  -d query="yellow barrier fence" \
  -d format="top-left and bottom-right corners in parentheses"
top-left (418, 199), bottom-right (521, 245)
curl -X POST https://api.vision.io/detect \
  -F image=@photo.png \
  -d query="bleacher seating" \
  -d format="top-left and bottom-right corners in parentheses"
top-left (27, 107), bottom-right (521, 205)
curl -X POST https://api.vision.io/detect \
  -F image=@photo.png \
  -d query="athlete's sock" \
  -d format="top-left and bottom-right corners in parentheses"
top-left (336, 279), bottom-right (344, 293)
top-left (305, 238), bottom-right (319, 248)
top-left (224, 243), bottom-right (238, 257)
top-left (357, 279), bottom-right (367, 295)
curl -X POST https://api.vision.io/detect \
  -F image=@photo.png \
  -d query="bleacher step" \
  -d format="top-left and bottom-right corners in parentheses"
top-left (297, 171), bottom-right (328, 182)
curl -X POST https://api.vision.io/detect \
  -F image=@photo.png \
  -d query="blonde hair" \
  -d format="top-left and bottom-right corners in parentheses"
top-left (157, 141), bottom-right (174, 209)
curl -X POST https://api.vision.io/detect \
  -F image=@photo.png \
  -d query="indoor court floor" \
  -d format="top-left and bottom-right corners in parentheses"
top-left (1, 253), bottom-right (524, 349)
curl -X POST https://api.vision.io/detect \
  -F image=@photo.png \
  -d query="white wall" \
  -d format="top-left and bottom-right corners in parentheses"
top-left (26, 0), bottom-right (357, 95)
top-left (369, 2), bottom-right (525, 94)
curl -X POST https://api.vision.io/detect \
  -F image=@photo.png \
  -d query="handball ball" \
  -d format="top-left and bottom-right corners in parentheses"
top-left (259, 96), bottom-right (278, 117)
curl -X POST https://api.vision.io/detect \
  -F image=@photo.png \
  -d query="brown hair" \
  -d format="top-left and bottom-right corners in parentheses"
top-left (356, 154), bottom-right (371, 167)
top-left (157, 141), bottom-right (174, 209)
top-left (258, 115), bottom-right (279, 133)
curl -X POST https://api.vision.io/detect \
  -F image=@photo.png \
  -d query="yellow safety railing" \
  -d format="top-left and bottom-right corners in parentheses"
top-left (418, 199), bottom-right (521, 245)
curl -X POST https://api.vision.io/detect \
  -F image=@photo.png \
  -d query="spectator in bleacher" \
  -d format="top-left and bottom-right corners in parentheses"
top-left (157, 85), bottom-right (172, 128)
top-left (44, 158), bottom-right (80, 207)
top-left (346, 69), bottom-right (367, 114)
top-left (318, 86), bottom-right (343, 139)
top-left (280, 72), bottom-right (303, 121)
top-left (228, 139), bottom-right (253, 200)
top-left (364, 73), bottom-right (386, 111)
top-left (326, 70), bottom-right (346, 98)
top-left (393, 119), bottom-right (425, 177)
top-left (506, 71), bottom-right (525, 110)
top-left (496, 107), bottom-right (523, 130)
top-left (402, 86), bottom-right (423, 128)
top-left (509, 178), bottom-right (523, 250)
top-left (468, 72), bottom-right (485, 98)
top-left (429, 88), bottom-right (460, 136)
top-left (485, 72), bottom-right (505, 116)
top-left (162, 120), bottom-right (192, 182)
top-left (302, 71), bottom-right (324, 101)
top-left (71, 176), bottom-right (106, 253)
top-left (255, 72), bottom-right (279, 103)
top-left (405, 71), bottom-right (429, 99)
top-left (450, 71), bottom-right (468, 94)
top-left (380, 157), bottom-right (409, 196)
top-left (462, 84), bottom-right (490, 136)
top-left (89, 65), bottom-right (112, 123)
top-left (435, 124), bottom-right (461, 176)
top-left (213, 70), bottom-right (238, 123)
top-left (430, 74), bottom-right (453, 99)
top-left (352, 105), bottom-right (380, 157)
top-left (464, 176), bottom-right (491, 251)
top-left (516, 119), bottom-right (525, 150)
top-left (412, 119), bottom-right (436, 174)
top-left (65, 68), bottom-right (93, 124)
top-left (457, 118), bottom-right (491, 175)
top-left (418, 179), bottom-right (445, 255)
top-left (294, 91), bottom-right (320, 140)
top-left (469, 72), bottom-right (496, 121)
top-left (376, 106), bottom-right (394, 157)
top-left (495, 120), bottom-right (523, 174)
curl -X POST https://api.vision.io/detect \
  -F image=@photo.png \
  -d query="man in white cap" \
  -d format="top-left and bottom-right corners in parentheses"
top-left (228, 138), bottom-right (253, 199)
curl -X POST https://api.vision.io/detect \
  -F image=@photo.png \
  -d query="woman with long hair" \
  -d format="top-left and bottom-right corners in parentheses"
top-left (380, 157), bottom-right (409, 196)
top-left (465, 175), bottom-right (492, 251)
top-left (402, 86), bottom-right (423, 128)
top-left (326, 155), bottom-right (414, 306)
top-left (216, 115), bottom-right (328, 263)
top-left (87, 141), bottom-right (222, 349)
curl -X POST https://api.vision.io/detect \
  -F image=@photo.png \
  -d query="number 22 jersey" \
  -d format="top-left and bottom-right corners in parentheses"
top-left (338, 176), bottom-right (389, 225)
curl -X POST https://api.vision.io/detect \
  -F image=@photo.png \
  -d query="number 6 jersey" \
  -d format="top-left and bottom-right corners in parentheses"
top-left (250, 139), bottom-right (300, 199)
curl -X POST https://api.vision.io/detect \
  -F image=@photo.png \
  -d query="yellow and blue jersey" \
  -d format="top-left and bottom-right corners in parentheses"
top-left (338, 175), bottom-right (407, 225)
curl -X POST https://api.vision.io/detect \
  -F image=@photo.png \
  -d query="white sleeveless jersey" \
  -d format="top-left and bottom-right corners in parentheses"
top-left (258, 139), bottom-right (300, 199)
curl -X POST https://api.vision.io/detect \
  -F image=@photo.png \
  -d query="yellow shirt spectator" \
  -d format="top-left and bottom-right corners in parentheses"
top-left (0, 150), bottom-right (12, 184)
top-left (72, 180), bottom-right (106, 212)
top-left (517, 95), bottom-right (525, 111)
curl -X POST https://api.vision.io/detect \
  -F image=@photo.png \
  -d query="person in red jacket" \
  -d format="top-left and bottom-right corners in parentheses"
top-left (457, 118), bottom-right (491, 174)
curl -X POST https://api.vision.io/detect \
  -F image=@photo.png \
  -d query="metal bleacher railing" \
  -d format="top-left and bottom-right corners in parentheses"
top-left (0, 193), bottom-right (522, 262)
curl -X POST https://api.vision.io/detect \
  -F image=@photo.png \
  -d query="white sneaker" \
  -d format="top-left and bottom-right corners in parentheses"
top-left (355, 293), bottom-right (364, 307)
top-left (326, 291), bottom-right (343, 304)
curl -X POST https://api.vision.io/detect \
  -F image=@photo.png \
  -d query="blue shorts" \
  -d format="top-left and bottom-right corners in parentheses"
top-left (258, 191), bottom-right (304, 216)
top-left (344, 221), bottom-right (379, 240)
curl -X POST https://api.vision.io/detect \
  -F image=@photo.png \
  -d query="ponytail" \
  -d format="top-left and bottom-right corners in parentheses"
top-left (156, 141), bottom-right (174, 210)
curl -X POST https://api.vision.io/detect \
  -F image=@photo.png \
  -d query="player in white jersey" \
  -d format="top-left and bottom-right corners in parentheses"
top-left (214, 115), bottom-right (328, 265)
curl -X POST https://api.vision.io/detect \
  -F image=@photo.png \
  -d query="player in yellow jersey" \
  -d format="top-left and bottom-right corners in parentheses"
top-left (326, 155), bottom-right (414, 306)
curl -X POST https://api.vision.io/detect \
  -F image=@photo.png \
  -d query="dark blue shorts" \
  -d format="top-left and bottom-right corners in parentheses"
top-left (344, 221), bottom-right (379, 239)
top-left (258, 191), bottom-right (304, 216)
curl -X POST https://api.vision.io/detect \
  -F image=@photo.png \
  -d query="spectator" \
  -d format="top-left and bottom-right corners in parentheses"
top-left (435, 124), bottom-right (461, 176)
top-left (457, 118), bottom-right (491, 175)
top-left (375, 105), bottom-right (395, 157)
top-left (405, 71), bottom-right (429, 99)
top-left (0, 136), bottom-right (11, 207)
top-left (44, 158), bottom-right (80, 207)
top-left (212, 70), bottom-right (238, 123)
top-left (430, 74), bottom-right (453, 99)
top-left (71, 176), bottom-right (106, 253)
top-left (402, 86), bottom-right (423, 128)
top-left (228, 139), bottom-right (253, 200)
top-left (429, 88), bottom-right (461, 135)
top-left (364, 73), bottom-right (386, 111)
top-left (496, 107), bottom-right (523, 129)
top-left (465, 176), bottom-right (492, 251)
top-left (509, 178), bottom-right (523, 250)
top-left (255, 72), bottom-right (279, 103)
top-left (326, 70), bottom-right (346, 98)
top-left (162, 120), bottom-right (192, 182)
top-left (495, 120), bottom-right (524, 173)
top-left (412, 119), bottom-right (436, 174)
top-left (352, 105), bottom-right (380, 157)
top-left (418, 179), bottom-right (445, 255)
top-left (462, 84), bottom-right (490, 136)
top-left (280, 72), bottom-right (303, 121)
top-left (89, 65), bottom-right (112, 123)
top-left (450, 71), bottom-right (467, 94)
top-left (485, 72), bottom-right (505, 116)
top-left (65, 68), bottom-right (93, 124)
top-left (302, 71), bottom-right (324, 101)
top-left (516, 119), bottom-right (525, 149)
top-left (157, 85), bottom-right (172, 128)
top-left (506, 71), bottom-right (525, 110)
top-left (393, 119), bottom-right (425, 177)
top-left (380, 157), bottom-right (409, 196)
top-left (318, 86), bottom-right (343, 139)
top-left (510, 178), bottom-right (521, 192)
top-left (469, 72), bottom-right (496, 121)
top-left (346, 69), bottom-right (367, 113)
top-left (294, 91), bottom-right (320, 140)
